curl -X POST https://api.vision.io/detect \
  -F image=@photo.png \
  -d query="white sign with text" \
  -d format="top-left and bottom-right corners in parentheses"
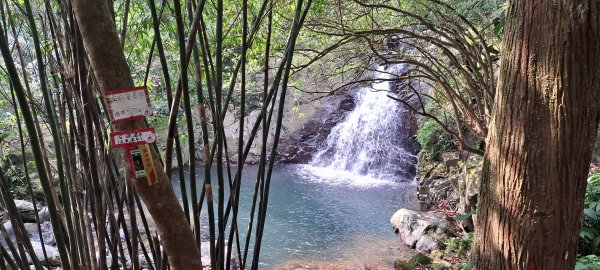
top-left (105, 86), bottom-right (152, 122)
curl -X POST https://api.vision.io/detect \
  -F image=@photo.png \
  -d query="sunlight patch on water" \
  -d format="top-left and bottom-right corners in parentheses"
top-left (298, 164), bottom-right (400, 188)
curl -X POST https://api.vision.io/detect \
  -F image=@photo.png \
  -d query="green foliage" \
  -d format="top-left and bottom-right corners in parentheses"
top-left (416, 118), bottom-right (456, 161)
top-left (393, 260), bottom-right (412, 270)
top-left (458, 261), bottom-right (473, 270)
top-left (456, 209), bottom-right (476, 221)
top-left (394, 253), bottom-right (434, 269)
top-left (432, 264), bottom-right (448, 270)
top-left (576, 255), bottom-right (600, 270)
top-left (445, 233), bottom-right (474, 256)
top-left (493, 19), bottom-right (504, 37)
top-left (579, 173), bottom-right (600, 255)
top-left (1, 164), bottom-right (28, 199)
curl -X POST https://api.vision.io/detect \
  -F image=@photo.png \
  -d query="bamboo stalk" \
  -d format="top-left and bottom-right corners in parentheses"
top-left (9, 84), bottom-right (52, 266)
top-left (0, 12), bottom-right (72, 270)
top-left (147, 0), bottom-right (189, 228)
top-left (215, 0), bottom-right (226, 268)
top-left (0, 1), bottom-right (321, 269)
top-left (22, 3), bottom-right (76, 258)
top-left (163, 0), bottom-right (206, 174)
top-left (0, 166), bottom-right (45, 269)
top-left (196, 11), bottom-right (218, 268)
top-left (0, 225), bottom-right (24, 269)
top-left (227, 0), bottom-right (248, 267)
top-left (242, 1), bottom-right (273, 267)
top-left (173, 0), bottom-right (193, 226)
top-left (252, 2), bottom-right (312, 268)
top-left (0, 242), bottom-right (18, 270)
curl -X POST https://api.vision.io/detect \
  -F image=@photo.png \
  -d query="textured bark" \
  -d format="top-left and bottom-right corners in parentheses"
top-left (70, 1), bottom-right (202, 269)
top-left (474, 1), bottom-right (600, 269)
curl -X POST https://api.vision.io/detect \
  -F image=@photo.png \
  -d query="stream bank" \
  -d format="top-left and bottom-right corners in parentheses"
top-left (386, 151), bottom-right (482, 270)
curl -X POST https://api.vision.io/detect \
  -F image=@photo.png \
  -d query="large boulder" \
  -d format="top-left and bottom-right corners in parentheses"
top-left (1, 222), bottom-right (60, 265)
top-left (390, 209), bottom-right (452, 253)
top-left (37, 207), bottom-right (51, 222)
top-left (1, 221), bottom-right (56, 247)
top-left (14, 200), bottom-right (37, 223)
top-left (24, 222), bottom-right (56, 246)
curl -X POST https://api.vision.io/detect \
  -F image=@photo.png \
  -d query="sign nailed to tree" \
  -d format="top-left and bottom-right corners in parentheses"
top-left (105, 86), bottom-right (152, 122)
top-left (110, 128), bottom-right (156, 148)
top-left (127, 144), bottom-right (158, 185)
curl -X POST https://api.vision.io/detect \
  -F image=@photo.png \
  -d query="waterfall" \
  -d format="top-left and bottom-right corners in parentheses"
top-left (305, 64), bottom-right (418, 186)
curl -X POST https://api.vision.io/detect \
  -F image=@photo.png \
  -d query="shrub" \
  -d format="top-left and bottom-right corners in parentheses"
top-left (575, 255), bottom-right (600, 270)
top-left (458, 261), bottom-right (473, 270)
top-left (416, 118), bottom-right (456, 161)
top-left (579, 173), bottom-right (600, 256)
top-left (444, 232), bottom-right (474, 256)
top-left (1, 164), bottom-right (29, 199)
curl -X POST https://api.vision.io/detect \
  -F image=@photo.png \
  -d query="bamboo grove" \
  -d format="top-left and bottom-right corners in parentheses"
top-left (0, 0), bottom-right (313, 269)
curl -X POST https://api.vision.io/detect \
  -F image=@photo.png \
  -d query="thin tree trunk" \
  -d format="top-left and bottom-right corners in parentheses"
top-left (70, 1), bottom-right (202, 269)
top-left (474, 1), bottom-right (600, 269)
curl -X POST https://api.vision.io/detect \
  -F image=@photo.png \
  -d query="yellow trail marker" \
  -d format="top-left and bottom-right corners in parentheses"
top-left (138, 144), bottom-right (158, 185)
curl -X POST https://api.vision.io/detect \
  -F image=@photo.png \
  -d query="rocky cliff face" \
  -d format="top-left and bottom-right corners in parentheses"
top-left (278, 64), bottom-right (421, 182)
top-left (278, 88), bottom-right (357, 163)
top-left (417, 152), bottom-right (482, 230)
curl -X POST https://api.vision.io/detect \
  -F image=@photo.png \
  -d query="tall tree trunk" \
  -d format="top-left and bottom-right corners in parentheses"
top-left (70, 1), bottom-right (202, 269)
top-left (474, 1), bottom-right (600, 269)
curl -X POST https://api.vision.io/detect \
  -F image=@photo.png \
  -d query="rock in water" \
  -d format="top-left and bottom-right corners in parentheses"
top-left (14, 200), bottom-right (37, 223)
top-left (0, 221), bottom-right (15, 247)
top-left (30, 241), bottom-right (61, 266)
top-left (37, 207), bottom-right (51, 222)
top-left (390, 208), bottom-right (452, 253)
top-left (24, 222), bottom-right (56, 246)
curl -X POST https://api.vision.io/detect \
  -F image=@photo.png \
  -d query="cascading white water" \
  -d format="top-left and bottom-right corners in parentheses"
top-left (305, 64), bottom-right (417, 186)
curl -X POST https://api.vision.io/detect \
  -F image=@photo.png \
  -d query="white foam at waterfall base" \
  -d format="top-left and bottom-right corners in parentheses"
top-left (306, 64), bottom-right (417, 187)
top-left (298, 164), bottom-right (399, 188)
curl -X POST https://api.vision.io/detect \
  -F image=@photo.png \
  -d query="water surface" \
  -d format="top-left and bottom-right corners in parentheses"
top-left (173, 165), bottom-right (417, 268)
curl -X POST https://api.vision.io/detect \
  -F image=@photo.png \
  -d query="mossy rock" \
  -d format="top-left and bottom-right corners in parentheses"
top-left (394, 259), bottom-right (414, 270)
top-left (408, 252), bottom-right (432, 266)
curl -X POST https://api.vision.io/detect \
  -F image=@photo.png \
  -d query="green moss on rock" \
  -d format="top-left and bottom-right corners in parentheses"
top-left (394, 260), bottom-right (414, 270)
top-left (408, 252), bottom-right (432, 266)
